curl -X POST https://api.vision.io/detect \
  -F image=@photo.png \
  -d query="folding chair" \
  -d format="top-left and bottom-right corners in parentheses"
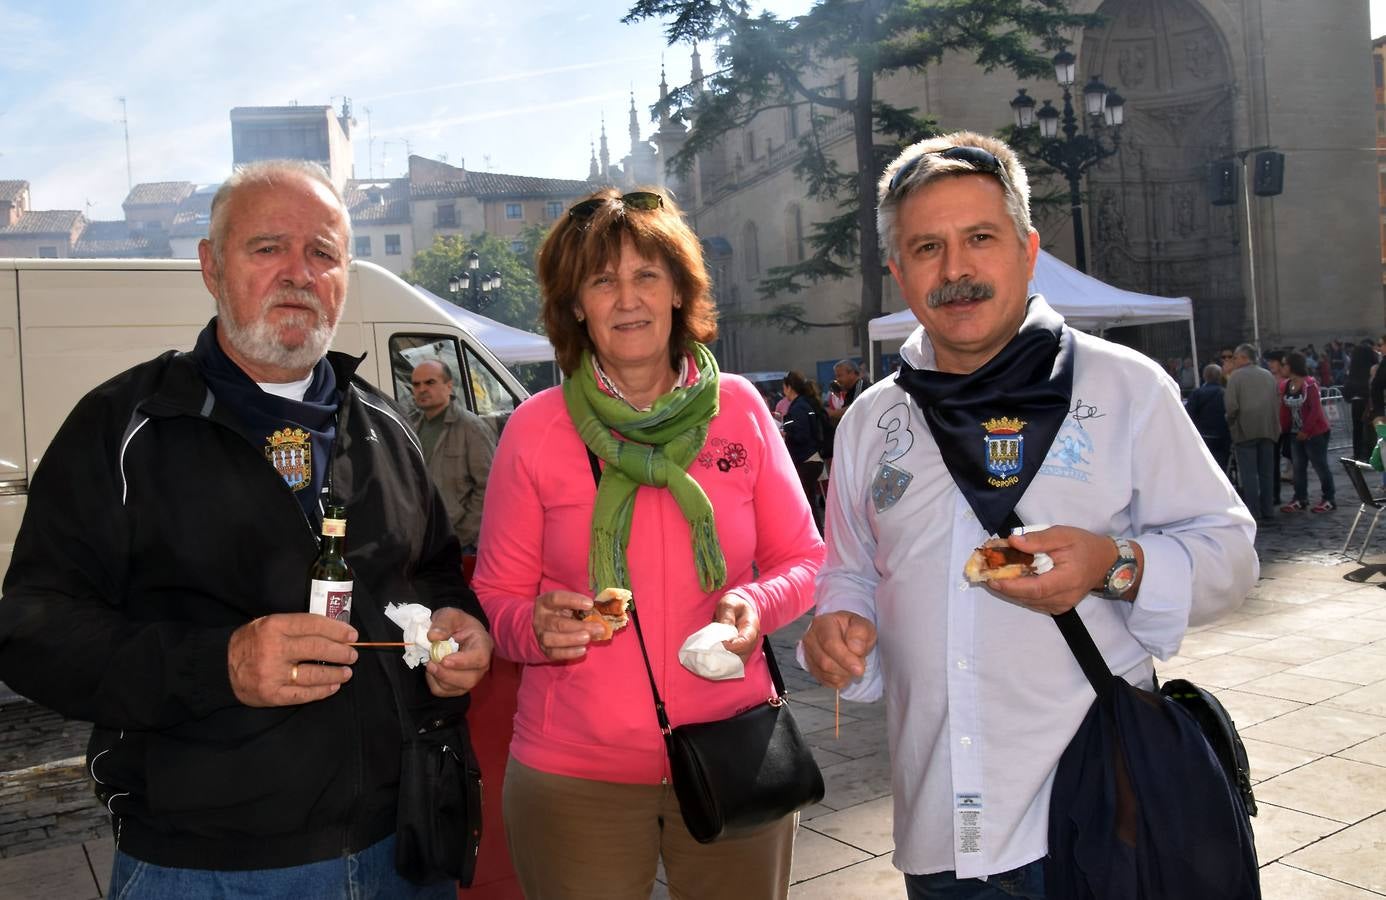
top-left (1340, 458), bottom-right (1386, 562)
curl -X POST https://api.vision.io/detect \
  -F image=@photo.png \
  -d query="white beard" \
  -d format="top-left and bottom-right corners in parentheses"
top-left (217, 286), bottom-right (338, 374)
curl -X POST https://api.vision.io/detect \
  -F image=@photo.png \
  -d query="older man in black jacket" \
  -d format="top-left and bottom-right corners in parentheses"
top-left (0, 161), bottom-right (490, 898)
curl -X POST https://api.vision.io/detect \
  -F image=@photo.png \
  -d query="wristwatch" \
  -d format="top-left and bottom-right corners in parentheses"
top-left (1099, 537), bottom-right (1139, 599)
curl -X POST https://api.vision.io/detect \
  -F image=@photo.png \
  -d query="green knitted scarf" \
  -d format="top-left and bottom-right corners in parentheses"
top-left (564, 343), bottom-right (726, 594)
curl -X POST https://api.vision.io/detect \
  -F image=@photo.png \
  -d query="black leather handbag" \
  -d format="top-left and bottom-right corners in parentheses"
top-left (629, 604), bottom-right (826, 843)
top-left (393, 711), bottom-right (482, 886)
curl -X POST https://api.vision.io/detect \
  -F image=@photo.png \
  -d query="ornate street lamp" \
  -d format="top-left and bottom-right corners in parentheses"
top-left (1009, 50), bottom-right (1128, 273)
top-left (448, 250), bottom-right (502, 312)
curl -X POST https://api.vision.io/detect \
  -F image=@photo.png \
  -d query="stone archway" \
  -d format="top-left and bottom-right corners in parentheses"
top-left (1081, 0), bottom-right (1241, 359)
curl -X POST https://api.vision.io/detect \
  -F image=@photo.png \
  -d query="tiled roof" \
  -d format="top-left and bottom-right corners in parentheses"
top-left (408, 172), bottom-right (593, 201)
top-left (169, 209), bottom-right (211, 239)
top-left (0, 181), bottom-right (27, 203)
top-left (409, 180), bottom-right (468, 201)
top-left (124, 181), bottom-right (194, 207)
top-left (345, 179), bottom-right (411, 224)
top-left (72, 221), bottom-right (159, 257)
top-left (168, 187), bottom-right (215, 239)
top-left (463, 171), bottom-right (592, 198)
top-left (0, 210), bottom-right (83, 236)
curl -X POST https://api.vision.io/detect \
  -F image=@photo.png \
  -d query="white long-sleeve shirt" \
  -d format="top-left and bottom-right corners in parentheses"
top-left (813, 320), bottom-right (1257, 879)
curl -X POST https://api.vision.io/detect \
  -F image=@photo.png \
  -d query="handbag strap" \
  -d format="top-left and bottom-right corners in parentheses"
top-left (585, 448), bottom-right (788, 738)
top-left (1001, 511), bottom-right (1114, 699)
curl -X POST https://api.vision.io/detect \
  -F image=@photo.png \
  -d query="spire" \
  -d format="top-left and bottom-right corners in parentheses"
top-left (589, 140), bottom-right (599, 180)
top-left (629, 91), bottom-right (641, 152)
top-left (599, 115), bottom-right (610, 177)
top-left (658, 63), bottom-right (671, 130)
top-left (690, 43), bottom-right (704, 95)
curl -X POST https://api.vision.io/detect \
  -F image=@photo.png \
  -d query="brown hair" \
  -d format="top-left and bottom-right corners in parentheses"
top-left (538, 187), bottom-right (717, 376)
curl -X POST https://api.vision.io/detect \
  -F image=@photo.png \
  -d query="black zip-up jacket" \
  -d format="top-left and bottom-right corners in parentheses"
top-left (0, 347), bottom-right (487, 870)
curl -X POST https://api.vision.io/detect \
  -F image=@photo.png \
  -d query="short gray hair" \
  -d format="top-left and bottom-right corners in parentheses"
top-left (207, 160), bottom-right (351, 266)
top-left (1201, 364), bottom-right (1223, 385)
top-left (834, 358), bottom-right (860, 375)
top-left (1234, 343), bottom-right (1259, 362)
top-left (877, 131), bottom-right (1032, 263)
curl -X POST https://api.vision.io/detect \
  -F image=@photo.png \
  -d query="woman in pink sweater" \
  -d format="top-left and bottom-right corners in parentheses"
top-left (470, 187), bottom-right (824, 899)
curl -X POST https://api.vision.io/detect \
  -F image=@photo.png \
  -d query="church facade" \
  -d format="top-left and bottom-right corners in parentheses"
top-left (648, 0), bottom-right (1379, 376)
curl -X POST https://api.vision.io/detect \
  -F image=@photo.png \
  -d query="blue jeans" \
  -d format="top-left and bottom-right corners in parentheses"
top-left (1291, 431), bottom-right (1335, 505)
top-left (905, 859), bottom-right (1046, 899)
top-left (1233, 438), bottom-right (1276, 519)
top-left (109, 834), bottom-right (456, 900)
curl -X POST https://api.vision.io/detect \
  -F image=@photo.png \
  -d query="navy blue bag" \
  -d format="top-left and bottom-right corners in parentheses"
top-left (1045, 609), bottom-right (1261, 900)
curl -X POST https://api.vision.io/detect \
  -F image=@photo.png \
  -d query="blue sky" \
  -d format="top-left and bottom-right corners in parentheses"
top-left (2, 1), bottom-right (1378, 221)
top-left (0, 1), bottom-right (805, 219)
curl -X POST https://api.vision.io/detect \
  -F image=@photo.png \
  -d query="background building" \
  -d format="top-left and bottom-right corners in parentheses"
top-left (229, 102), bottom-right (356, 193)
top-left (680, 0), bottom-right (1382, 377)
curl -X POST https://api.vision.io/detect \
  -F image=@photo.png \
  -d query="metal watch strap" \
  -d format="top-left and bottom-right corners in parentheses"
top-left (1101, 537), bottom-right (1137, 598)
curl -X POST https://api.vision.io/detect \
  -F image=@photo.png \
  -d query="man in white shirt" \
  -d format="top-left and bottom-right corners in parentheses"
top-left (801, 132), bottom-right (1256, 899)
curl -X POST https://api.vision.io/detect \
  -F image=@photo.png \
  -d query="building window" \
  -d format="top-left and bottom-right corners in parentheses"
top-left (505, 202), bottom-right (523, 220)
top-left (354, 236), bottom-right (372, 257)
top-left (546, 201), bottom-right (563, 220)
top-left (786, 105), bottom-right (799, 140)
top-left (1376, 55), bottom-right (1384, 89)
top-left (385, 234), bottom-right (401, 255)
top-left (436, 203), bottom-right (457, 228)
top-left (510, 239), bottom-right (526, 254)
top-left (742, 221), bottom-right (760, 279)
top-left (38, 246), bottom-right (59, 258)
top-left (785, 204), bottom-right (805, 263)
top-left (744, 130), bottom-right (757, 161)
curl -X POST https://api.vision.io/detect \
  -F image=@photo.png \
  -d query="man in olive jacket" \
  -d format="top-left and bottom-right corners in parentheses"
top-left (408, 359), bottom-right (497, 553)
top-left (1225, 343), bottom-right (1281, 522)
top-left (0, 161), bottom-right (490, 898)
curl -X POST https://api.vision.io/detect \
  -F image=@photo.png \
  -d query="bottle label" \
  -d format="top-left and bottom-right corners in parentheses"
top-left (309, 579), bottom-right (353, 621)
top-left (321, 518), bottom-right (347, 538)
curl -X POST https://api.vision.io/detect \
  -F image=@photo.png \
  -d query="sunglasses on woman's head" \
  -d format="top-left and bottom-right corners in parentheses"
top-left (568, 191), bottom-right (664, 221)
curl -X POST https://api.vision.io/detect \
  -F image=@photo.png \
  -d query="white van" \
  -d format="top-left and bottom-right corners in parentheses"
top-left (0, 257), bottom-right (532, 590)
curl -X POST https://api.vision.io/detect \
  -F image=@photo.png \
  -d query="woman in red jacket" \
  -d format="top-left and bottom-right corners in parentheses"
top-left (1279, 351), bottom-right (1337, 513)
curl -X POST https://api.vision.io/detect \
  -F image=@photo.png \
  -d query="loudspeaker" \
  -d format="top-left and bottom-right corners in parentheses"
top-left (1253, 151), bottom-right (1285, 197)
top-left (1208, 159), bottom-right (1237, 206)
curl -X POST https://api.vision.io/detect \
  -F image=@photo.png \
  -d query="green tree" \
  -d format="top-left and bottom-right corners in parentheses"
top-left (403, 231), bottom-right (544, 334)
top-left (624, 0), bottom-right (1096, 351)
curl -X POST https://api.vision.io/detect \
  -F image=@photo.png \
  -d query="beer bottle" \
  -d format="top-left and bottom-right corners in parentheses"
top-left (308, 504), bottom-right (354, 621)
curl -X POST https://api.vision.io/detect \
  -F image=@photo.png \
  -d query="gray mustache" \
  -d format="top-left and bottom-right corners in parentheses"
top-left (926, 280), bottom-right (995, 308)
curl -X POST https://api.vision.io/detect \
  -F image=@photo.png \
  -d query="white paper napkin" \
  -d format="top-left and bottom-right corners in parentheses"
top-left (384, 602), bottom-right (458, 669)
top-left (678, 622), bottom-right (744, 680)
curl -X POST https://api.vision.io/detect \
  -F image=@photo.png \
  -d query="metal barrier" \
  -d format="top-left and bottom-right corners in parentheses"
top-left (1322, 386), bottom-right (1353, 452)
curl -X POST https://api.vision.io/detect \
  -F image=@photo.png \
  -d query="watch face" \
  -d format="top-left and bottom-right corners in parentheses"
top-left (1109, 562), bottom-right (1138, 593)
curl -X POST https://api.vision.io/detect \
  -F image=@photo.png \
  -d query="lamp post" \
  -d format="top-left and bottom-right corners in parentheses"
top-left (447, 250), bottom-right (502, 312)
top-left (1009, 49), bottom-right (1126, 273)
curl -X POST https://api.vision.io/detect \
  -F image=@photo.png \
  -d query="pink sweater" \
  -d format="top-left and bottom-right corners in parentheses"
top-left (471, 374), bottom-right (824, 785)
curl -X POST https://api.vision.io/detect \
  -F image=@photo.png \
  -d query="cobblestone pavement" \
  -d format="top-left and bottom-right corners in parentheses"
top-left (0, 704), bottom-right (110, 860)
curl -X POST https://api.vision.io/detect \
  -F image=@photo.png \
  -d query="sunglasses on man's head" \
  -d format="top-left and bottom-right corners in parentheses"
top-left (568, 191), bottom-right (664, 221)
top-left (887, 146), bottom-right (1003, 196)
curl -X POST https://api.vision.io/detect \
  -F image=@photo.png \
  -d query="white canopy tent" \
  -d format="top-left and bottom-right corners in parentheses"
top-left (867, 250), bottom-right (1196, 372)
top-left (414, 286), bottom-right (555, 365)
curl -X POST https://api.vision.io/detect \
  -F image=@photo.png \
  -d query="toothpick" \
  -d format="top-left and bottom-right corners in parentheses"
top-left (349, 642), bottom-right (409, 647)
top-left (835, 689), bottom-right (841, 739)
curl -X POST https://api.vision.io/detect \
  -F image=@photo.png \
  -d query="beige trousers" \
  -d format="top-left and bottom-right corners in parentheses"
top-left (503, 756), bottom-right (797, 900)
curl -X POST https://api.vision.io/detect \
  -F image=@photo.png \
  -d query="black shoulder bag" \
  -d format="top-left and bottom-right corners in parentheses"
top-left (586, 449), bottom-right (825, 843)
top-left (1029, 503), bottom-right (1260, 899)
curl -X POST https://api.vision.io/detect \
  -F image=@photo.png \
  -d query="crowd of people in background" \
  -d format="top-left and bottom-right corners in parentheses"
top-left (1184, 334), bottom-right (1386, 522)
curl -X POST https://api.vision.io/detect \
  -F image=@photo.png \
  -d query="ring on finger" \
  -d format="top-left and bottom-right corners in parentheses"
top-left (290, 663), bottom-right (299, 685)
